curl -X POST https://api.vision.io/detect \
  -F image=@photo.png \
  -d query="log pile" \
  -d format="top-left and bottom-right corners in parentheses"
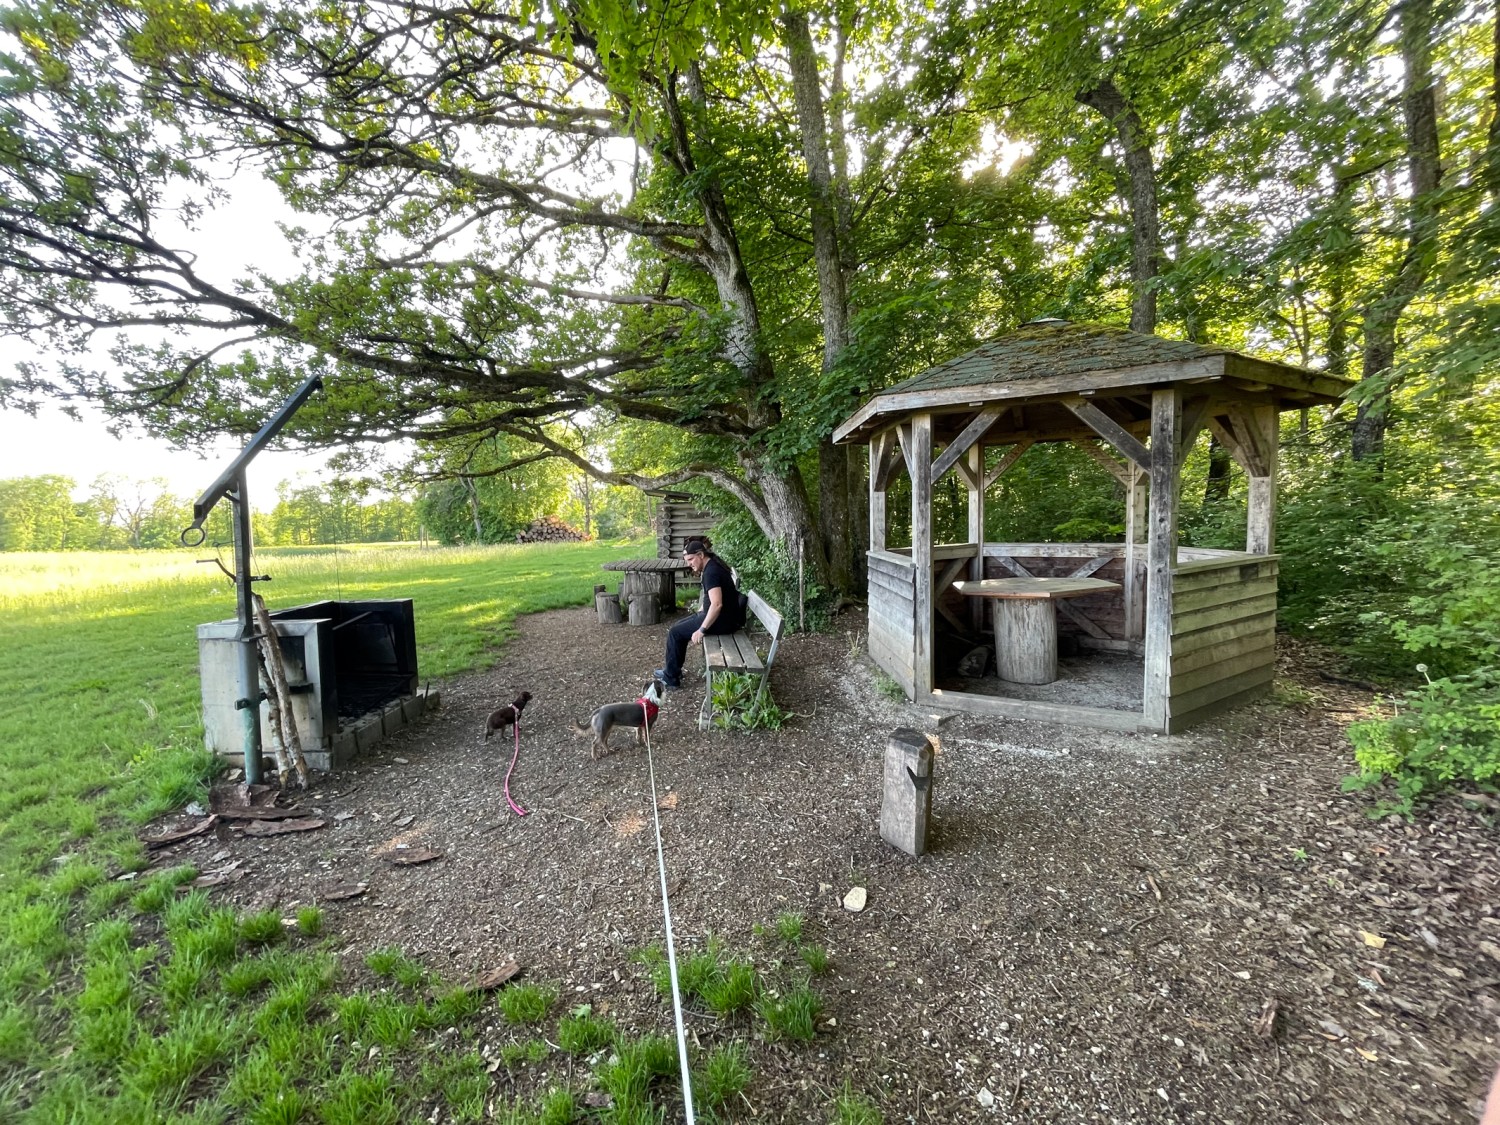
top-left (515, 515), bottom-right (588, 543)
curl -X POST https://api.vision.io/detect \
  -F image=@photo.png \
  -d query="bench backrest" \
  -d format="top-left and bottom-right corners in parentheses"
top-left (743, 590), bottom-right (785, 669)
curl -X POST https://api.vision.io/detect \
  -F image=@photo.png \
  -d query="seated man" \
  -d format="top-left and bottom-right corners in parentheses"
top-left (655, 536), bottom-right (743, 689)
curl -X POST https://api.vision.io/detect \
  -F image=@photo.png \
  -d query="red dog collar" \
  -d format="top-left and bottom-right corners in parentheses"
top-left (637, 697), bottom-right (660, 723)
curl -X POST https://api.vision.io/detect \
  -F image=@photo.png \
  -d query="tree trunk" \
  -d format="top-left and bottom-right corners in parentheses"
top-left (785, 11), bottom-right (859, 595)
top-left (463, 476), bottom-right (483, 541)
top-left (1078, 79), bottom-right (1161, 335)
top-left (1204, 436), bottom-right (1232, 503)
top-left (1488, 0), bottom-right (1500, 203)
top-left (1353, 0), bottom-right (1442, 462)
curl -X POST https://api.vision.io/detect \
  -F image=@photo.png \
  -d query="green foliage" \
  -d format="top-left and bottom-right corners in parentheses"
top-left (296, 907), bottom-right (324, 937)
top-left (871, 671), bottom-right (906, 703)
top-left (696, 1042), bottom-right (752, 1109)
top-left (497, 982), bottom-right (557, 1025)
top-left (240, 910), bottom-right (287, 947)
top-left (773, 912), bottom-right (803, 944)
top-left (558, 1006), bottom-right (616, 1055)
top-left (499, 1038), bottom-right (550, 1067)
top-left (757, 984), bottom-right (822, 1042)
top-left (1344, 669), bottom-right (1500, 813)
top-left (709, 672), bottom-right (790, 732)
top-left (831, 1080), bottom-right (885, 1125)
top-left (799, 945), bottom-right (831, 976)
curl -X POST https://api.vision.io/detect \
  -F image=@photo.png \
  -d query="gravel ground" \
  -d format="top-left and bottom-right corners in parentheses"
top-left (155, 606), bottom-right (1500, 1123)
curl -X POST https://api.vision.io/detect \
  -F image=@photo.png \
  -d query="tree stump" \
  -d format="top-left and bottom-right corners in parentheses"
top-left (627, 592), bottom-right (660, 626)
top-left (595, 592), bottom-right (623, 624)
top-left (620, 572), bottom-right (657, 615)
top-left (994, 600), bottom-right (1057, 684)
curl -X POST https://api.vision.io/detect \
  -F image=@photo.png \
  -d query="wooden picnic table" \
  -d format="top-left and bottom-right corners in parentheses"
top-left (600, 557), bottom-right (690, 623)
top-left (952, 577), bottom-right (1122, 684)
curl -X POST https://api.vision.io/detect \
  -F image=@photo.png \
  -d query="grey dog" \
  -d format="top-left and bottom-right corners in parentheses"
top-left (570, 680), bottom-right (666, 759)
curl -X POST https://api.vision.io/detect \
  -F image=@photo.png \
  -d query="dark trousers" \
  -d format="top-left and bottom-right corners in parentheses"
top-left (662, 610), bottom-right (738, 685)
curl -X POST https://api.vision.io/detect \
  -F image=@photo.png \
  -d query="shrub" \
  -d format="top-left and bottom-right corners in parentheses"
top-left (1344, 666), bottom-right (1500, 813)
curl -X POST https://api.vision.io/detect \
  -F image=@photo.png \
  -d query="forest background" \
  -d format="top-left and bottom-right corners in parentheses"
top-left (1, 0), bottom-right (1497, 802)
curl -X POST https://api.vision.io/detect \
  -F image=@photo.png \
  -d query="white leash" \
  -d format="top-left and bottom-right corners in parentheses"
top-left (641, 709), bottom-right (697, 1124)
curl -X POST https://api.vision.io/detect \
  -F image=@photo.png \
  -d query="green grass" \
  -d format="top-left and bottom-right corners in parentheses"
top-left (0, 540), bottom-right (646, 1120)
top-left (498, 981), bottom-right (557, 1025)
top-left (0, 539), bottom-right (844, 1123)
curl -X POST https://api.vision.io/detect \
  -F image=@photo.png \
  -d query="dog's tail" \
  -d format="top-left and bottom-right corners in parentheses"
top-left (568, 719), bottom-right (592, 739)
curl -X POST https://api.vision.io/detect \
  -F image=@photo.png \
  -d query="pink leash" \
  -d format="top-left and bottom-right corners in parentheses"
top-left (503, 709), bottom-right (529, 817)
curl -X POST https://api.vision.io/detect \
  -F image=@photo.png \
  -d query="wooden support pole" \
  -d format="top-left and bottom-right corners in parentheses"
top-left (967, 444), bottom-right (985, 633)
top-left (1124, 465), bottom-right (1147, 642)
top-left (869, 441), bottom-right (887, 553)
top-left (1245, 403), bottom-right (1279, 555)
top-left (1144, 389), bottom-right (1180, 731)
top-left (911, 412), bottom-right (934, 698)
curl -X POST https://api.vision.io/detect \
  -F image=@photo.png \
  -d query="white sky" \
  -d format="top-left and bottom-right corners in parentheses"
top-left (0, 169), bottom-right (341, 507)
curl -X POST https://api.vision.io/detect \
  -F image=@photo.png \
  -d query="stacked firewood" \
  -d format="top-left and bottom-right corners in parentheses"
top-left (515, 515), bottom-right (588, 543)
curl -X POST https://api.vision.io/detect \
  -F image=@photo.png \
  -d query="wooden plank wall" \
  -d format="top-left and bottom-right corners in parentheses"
top-left (1166, 556), bottom-right (1278, 732)
top-left (656, 501), bottom-right (715, 560)
top-left (867, 550), bottom-right (916, 698)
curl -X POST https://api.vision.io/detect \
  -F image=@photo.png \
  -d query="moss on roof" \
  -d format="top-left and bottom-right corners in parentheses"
top-left (879, 320), bottom-right (1235, 397)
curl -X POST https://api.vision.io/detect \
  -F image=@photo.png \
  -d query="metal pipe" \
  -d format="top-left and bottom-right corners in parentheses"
top-left (187, 373), bottom-right (324, 533)
top-left (231, 472), bottom-right (263, 785)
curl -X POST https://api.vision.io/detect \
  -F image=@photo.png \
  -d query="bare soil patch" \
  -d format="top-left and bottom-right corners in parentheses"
top-left (158, 607), bottom-right (1500, 1123)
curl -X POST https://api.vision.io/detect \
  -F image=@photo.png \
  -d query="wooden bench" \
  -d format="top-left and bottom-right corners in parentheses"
top-left (699, 590), bottom-right (784, 730)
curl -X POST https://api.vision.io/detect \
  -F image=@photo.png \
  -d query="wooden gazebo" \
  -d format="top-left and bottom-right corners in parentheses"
top-left (833, 320), bottom-right (1352, 733)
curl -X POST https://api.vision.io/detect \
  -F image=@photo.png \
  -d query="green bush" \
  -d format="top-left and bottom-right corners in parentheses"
top-left (1344, 667), bottom-right (1500, 813)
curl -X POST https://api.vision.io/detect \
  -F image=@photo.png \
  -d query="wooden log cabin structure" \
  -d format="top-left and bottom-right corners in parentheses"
top-left (647, 489), bottom-right (715, 561)
top-left (833, 320), bottom-right (1352, 734)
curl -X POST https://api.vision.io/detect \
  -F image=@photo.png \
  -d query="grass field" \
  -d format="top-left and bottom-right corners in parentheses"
top-left (0, 540), bottom-right (861, 1124)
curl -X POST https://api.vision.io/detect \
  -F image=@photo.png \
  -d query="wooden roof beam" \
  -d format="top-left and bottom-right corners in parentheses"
top-left (931, 405), bottom-right (1005, 484)
top-left (1062, 396), bottom-right (1151, 470)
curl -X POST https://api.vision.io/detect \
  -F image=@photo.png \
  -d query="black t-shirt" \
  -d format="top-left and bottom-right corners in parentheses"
top-left (701, 557), bottom-right (743, 631)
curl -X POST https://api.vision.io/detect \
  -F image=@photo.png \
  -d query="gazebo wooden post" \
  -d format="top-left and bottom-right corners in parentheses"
top-left (911, 412), bottom-right (934, 697)
top-left (869, 439), bottom-right (887, 553)
top-left (1124, 464), bottom-right (1147, 641)
top-left (1244, 403), bottom-right (1279, 555)
top-left (1144, 388), bottom-right (1181, 730)
top-left (966, 443), bottom-right (986, 632)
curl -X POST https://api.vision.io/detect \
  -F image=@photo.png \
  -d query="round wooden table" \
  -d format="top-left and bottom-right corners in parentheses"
top-left (952, 577), bottom-right (1122, 684)
top-left (601, 557), bottom-right (690, 623)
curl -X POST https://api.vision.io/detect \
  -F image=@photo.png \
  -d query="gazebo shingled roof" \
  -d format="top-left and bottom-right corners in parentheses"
top-left (834, 320), bottom-right (1349, 446)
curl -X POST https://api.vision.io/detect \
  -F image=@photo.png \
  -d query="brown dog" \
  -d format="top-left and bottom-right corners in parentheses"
top-left (482, 691), bottom-right (533, 743)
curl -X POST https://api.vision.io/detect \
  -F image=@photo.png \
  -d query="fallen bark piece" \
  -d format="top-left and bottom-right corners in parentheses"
top-left (383, 847), bottom-right (442, 866)
top-left (472, 959), bottom-right (521, 991)
top-left (191, 861), bottom-right (246, 888)
top-left (241, 817), bottom-right (327, 837)
top-left (321, 882), bottom-right (368, 902)
top-left (215, 806), bottom-right (307, 821)
top-left (1252, 997), bottom-right (1279, 1038)
top-left (142, 815), bottom-right (219, 850)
